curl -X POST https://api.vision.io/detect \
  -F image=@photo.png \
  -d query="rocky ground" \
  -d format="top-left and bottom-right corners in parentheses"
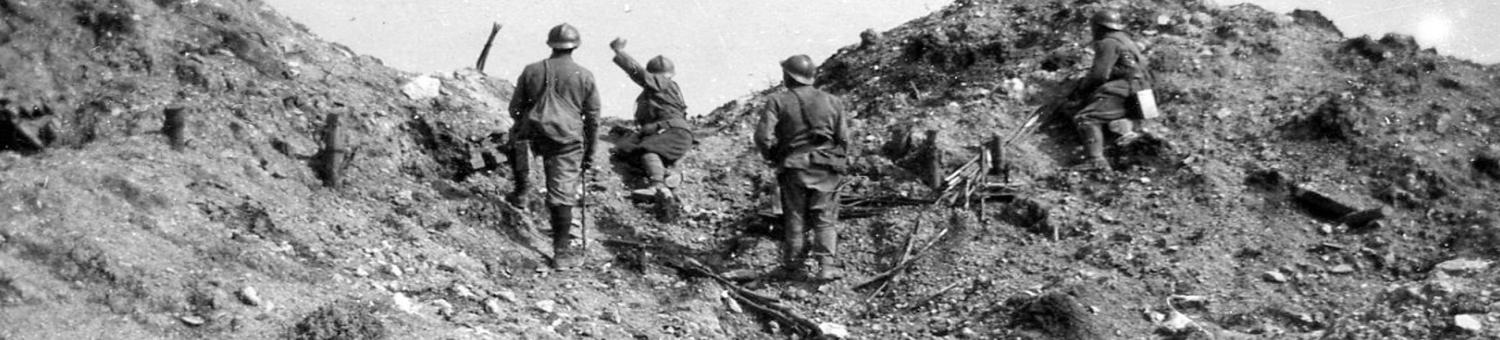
top-left (2, 0), bottom-right (1499, 339)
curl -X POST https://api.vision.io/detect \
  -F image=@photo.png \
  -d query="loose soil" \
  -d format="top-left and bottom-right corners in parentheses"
top-left (2, 0), bottom-right (1498, 339)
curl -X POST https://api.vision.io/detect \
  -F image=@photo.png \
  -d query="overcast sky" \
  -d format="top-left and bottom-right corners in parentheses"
top-left (262, 0), bottom-right (1498, 118)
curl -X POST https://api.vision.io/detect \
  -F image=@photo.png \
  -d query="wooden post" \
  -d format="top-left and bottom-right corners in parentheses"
top-left (163, 107), bottom-right (187, 150)
top-left (924, 130), bottom-right (941, 189)
top-left (321, 113), bottom-right (344, 188)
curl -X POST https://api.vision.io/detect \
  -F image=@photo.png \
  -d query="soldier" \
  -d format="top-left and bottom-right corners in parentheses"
top-left (755, 55), bottom-right (851, 281)
top-left (607, 37), bottom-right (694, 201)
top-left (507, 23), bottom-right (601, 269)
top-left (1073, 9), bottom-right (1153, 171)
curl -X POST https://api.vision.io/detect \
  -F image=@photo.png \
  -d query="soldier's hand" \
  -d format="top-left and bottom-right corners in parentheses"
top-left (610, 38), bottom-right (627, 51)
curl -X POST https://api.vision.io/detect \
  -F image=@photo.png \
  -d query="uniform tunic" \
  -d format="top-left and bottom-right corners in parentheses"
top-left (509, 54), bottom-right (600, 207)
top-left (1076, 31), bottom-right (1151, 127)
top-left (612, 52), bottom-right (695, 162)
top-left (756, 85), bottom-right (850, 260)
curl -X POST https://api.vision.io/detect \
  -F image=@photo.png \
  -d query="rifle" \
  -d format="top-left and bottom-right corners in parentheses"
top-left (580, 168), bottom-right (592, 250)
top-left (475, 23), bottom-right (503, 72)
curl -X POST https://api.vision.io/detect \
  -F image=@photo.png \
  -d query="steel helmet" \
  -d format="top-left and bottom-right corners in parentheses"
top-left (647, 55), bottom-right (675, 75)
top-left (1092, 10), bottom-right (1126, 31)
top-left (780, 54), bottom-right (816, 85)
top-left (546, 23), bottom-right (580, 49)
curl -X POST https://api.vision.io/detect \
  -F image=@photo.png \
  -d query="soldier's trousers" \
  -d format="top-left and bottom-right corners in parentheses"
top-left (777, 168), bottom-right (839, 266)
top-left (512, 138), bottom-right (584, 207)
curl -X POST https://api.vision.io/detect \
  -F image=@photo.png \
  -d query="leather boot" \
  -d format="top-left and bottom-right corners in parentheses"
top-left (815, 256), bottom-right (843, 281)
top-left (548, 205), bottom-right (580, 269)
top-left (1109, 119), bottom-right (1142, 146)
top-left (508, 140), bottom-right (533, 211)
top-left (1077, 124), bottom-right (1112, 172)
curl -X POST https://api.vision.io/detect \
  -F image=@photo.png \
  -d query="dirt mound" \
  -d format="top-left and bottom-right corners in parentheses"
top-left (3, 0), bottom-right (1500, 338)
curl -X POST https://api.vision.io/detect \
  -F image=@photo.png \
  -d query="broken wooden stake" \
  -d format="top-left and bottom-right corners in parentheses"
top-left (163, 107), bottom-right (188, 150)
top-left (1291, 183), bottom-right (1388, 228)
top-left (475, 23), bottom-right (503, 72)
top-left (670, 257), bottom-right (821, 337)
top-left (1290, 183), bottom-right (1357, 218)
top-left (1339, 206), bottom-right (1390, 230)
top-left (320, 113), bottom-right (345, 188)
top-left (856, 227), bottom-right (950, 290)
top-left (924, 130), bottom-right (942, 189)
top-left (905, 279), bottom-right (968, 311)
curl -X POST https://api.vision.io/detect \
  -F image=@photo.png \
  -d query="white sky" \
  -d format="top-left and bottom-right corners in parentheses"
top-left (263, 0), bottom-right (1499, 118)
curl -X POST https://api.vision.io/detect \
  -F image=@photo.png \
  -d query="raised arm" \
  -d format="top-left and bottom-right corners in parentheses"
top-left (610, 38), bottom-right (651, 87)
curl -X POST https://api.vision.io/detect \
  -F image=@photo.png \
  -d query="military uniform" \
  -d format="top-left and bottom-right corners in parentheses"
top-left (610, 50), bottom-right (694, 194)
top-left (509, 50), bottom-right (600, 267)
top-left (756, 84), bottom-right (849, 279)
top-left (1074, 29), bottom-right (1151, 169)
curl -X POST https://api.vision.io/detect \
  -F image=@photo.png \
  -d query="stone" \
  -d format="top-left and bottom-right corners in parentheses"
top-left (401, 75), bottom-right (442, 100)
top-left (1161, 311), bottom-right (1194, 333)
top-left (1454, 314), bottom-right (1482, 332)
top-left (437, 253), bottom-right (484, 275)
top-left (385, 263), bottom-right (404, 278)
top-left (1190, 12), bottom-right (1214, 26)
top-left (534, 300), bottom-right (556, 314)
top-left (817, 322), bottom-right (850, 339)
top-left (236, 286), bottom-right (262, 306)
top-left (484, 298), bottom-right (504, 315)
top-left (1328, 264), bottom-right (1355, 274)
top-left (179, 315), bottom-right (206, 327)
top-left (393, 293), bottom-right (420, 315)
top-left (1435, 258), bottom-right (1492, 276)
top-left (1262, 271), bottom-right (1289, 283)
top-left (599, 309), bottom-right (620, 323)
top-left (432, 299), bottom-right (455, 317)
top-left (495, 290), bottom-right (519, 303)
top-left (1155, 14), bottom-right (1173, 26)
top-left (452, 284), bottom-right (478, 300)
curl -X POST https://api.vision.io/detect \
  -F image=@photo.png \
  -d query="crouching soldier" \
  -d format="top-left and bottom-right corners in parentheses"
top-left (508, 23), bottom-right (601, 269)
top-left (607, 37), bottom-right (695, 201)
top-left (1073, 9), bottom-right (1156, 171)
top-left (755, 55), bottom-right (851, 281)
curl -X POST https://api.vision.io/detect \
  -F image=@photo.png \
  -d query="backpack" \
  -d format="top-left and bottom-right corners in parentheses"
top-left (517, 60), bottom-right (584, 144)
top-left (788, 90), bottom-right (849, 173)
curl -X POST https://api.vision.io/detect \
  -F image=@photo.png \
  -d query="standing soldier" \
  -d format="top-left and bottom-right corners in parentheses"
top-left (607, 37), bottom-right (694, 202)
top-left (755, 55), bottom-right (851, 281)
top-left (508, 23), bottom-right (601, 269)
top-left (1073, 9), bottom-right (1152, 171)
